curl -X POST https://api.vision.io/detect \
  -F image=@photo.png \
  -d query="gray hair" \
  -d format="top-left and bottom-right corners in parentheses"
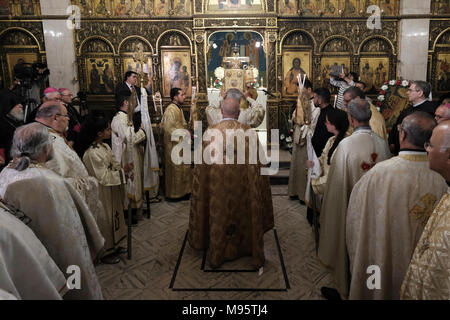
top-left (347, 98), bottom-right (372, 122)
top-left (224, 88), bottom-right (243, 102)
top-left (412, 80), bottom-right (431, 99)
top-left (402, 111), bottom-right (436, 149)
top-left (35, 103), bottom-right (61, 119)
top-left (10, 123), bottom-right (51, 171)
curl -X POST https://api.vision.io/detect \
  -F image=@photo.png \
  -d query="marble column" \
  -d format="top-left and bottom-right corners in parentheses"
top-left (397, 0), bottom-right (431, 81)
top-left (40, 0), bottom-right (79, 94)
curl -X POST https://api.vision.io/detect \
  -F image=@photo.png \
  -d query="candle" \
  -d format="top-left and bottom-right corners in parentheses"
top-left (159, 98), bottom-right (163, 115)
top-left (152, 95), bottom-right (157, 112)
top-left (333, 95), bottom-right (337, 108)
top-left (143, 63), bottom-right (148, 74)
top-left (302, 73), bottom-right (306, 86)
top-left (260, 77), bottom-right (263, 87)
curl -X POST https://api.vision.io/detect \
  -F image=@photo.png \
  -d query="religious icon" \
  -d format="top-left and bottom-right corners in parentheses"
top-left (279, 0), bottom-right (297, 14)
top-left (6, 53), bottom-right (38, 84)
top-left (162, 50), bottom-right (191, 97)
top-left (86, 58), bottom-right (115, 94)
top-left (207, 0), bottom-right (262, 11)
top-left (154, 0), bottom-right (169, 15)
top-left (122, 57), bottom-right (153, 86)
top-left (173, 0), bottom-right (191, 15)
top-left (380, 0), bottom-right (397, 15)
top-left (436, 53), bottom-right (450, 92)
top-left (95, 0), bottom-right (108, 15)
top-left (135, 0), bottom-right (149, 16)
top-left (114, 0), bottom-right (132, 16)
top-left (20, 0), bottom-right (34, 15)
top-left (320, 56), bottom-right (350, 90)
top-left (359, 57), bottom-right (389, 92)
top-left (0, 0), bottom-right (11, 15)
top-left (282, 51), bottom-right (311, 96)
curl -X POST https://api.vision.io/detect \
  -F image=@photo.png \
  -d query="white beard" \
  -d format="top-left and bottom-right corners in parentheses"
top-left (8, 108), bottom-right (24, 121)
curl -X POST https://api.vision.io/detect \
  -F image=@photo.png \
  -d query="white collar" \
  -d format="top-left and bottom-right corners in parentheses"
top-left (221, 117), bottom-right (238, 122)
top-left (399, 150), bottom-right (427, 155)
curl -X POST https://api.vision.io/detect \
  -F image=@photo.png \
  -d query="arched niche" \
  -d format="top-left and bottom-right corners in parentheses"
top-left (280, 30), bottom-right (314, 97)
top-left (207, 31), bottom-right (266, 88)
top-left (119, 37), bottom-right (154, 88)
top-left (318, 36), bottom-right (354, 92)
top-left (358, 37), bottom-right (395, 94)
top-left (431, 28), bottom-right (450, 93)
top-left (0, 28), bottom-right (44, 87)
top-left (79, 37), bottom-right (115, 95)
top-left (157, 31), bottom-right (194, 98)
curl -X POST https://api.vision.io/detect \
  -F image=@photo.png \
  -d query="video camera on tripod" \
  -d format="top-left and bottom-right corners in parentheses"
top-left (13, 61), bottom-right (50, 121)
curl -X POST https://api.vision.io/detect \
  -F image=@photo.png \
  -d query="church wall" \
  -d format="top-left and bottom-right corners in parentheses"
top-left (41, 0), bottom-right (79, 94)
top-left (0, 0), bottom-right (449, 132)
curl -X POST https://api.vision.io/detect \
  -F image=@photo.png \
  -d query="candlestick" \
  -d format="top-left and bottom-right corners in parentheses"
top-left (151, 95), bottom-right (157, 111)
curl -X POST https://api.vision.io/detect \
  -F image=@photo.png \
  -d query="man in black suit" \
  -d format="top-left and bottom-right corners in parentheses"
top-left (115, 71), bottom-right (152, 132)
top-left (388, 80), bottom-right (436, 155)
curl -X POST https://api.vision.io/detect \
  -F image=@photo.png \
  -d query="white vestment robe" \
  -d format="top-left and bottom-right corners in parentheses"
top-left (83, 143), bottom-right (127, 256)
top-left (46, 130), bottom-right (105, 223)
top-left (346, 152), bottom-right (447, 299)
top-left (0, 165), bottom-right (104, 299)
top-left (318, 127), bottom-right (391, 298)
top-left (206, 96), bottom-right (265, 128)
top-left (0, 205), bottom-right (67, 300)
top-left (288, 100), bottom-right (320, 200)
top-left (401, 187), bottom-right (450, 300)
top-left (111, 111), bottom-right (147, 209)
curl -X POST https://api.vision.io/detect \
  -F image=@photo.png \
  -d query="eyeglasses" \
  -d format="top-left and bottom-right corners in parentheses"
top-left (55, 113), bottom-right (70, 119)
top-left (61, 93), bottom-right (73, 97)
top-left (407, 88), bottom-right (420, 92)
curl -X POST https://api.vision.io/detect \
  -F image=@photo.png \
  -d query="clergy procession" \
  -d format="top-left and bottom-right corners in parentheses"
top-left (0, 63), bottom-right (450, 301)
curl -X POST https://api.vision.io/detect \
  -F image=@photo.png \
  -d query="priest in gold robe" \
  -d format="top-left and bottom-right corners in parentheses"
top-left (162, 87), bottom-right (192, 200)
top-left (342, 86), bottom-right (387, 140)
top-left (401, 120), bottom-right (450, 300)
top-left (205, 85), bottom-right (265, 128)
top-left (188, 92), bottom-right (274, 268)
top-left (34, 102), bottom-right (105, 224)
top-left (347, 112), bottom-right (447, 300)
top-left (288, 79), bottom-right (320, 201)
top-left (318, 98), bottom-right (391, 299)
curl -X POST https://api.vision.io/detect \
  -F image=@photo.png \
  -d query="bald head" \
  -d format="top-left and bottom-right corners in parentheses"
top-left (435, 103), bottom-right (450, 124)
top-left (426, 120), bottom-right (450, 182)
top-left (400, 111), bottom-right (436, 150)
top-left (221, 95), bottom-right (240, 119)
top-left (35, 101), bottom-right (69, 133)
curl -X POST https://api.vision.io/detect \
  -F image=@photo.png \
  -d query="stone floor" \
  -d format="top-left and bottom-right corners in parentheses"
top-left (95, 185), bottom-right (333, 300)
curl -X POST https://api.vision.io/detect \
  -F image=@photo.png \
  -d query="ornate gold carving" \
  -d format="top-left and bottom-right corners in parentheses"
top-left (267, 17), bottom-right (277, 27)
top-left (194, 32), bottom-right (203, 43)
top-left (268, 32), bottom-right (277, 43)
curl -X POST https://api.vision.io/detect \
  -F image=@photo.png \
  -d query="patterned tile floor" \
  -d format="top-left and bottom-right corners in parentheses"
top-left (96, 185), bottom-right (333, 300)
